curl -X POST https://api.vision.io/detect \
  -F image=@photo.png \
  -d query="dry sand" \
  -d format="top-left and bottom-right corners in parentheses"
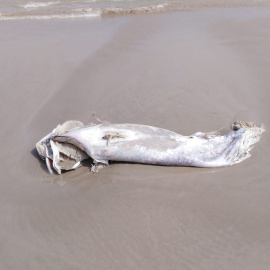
top-left (0, 6), bottom-right (270, 270)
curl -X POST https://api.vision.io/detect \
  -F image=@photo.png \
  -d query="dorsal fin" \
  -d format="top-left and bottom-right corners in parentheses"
top-left (92, 112), bottom-right (110, 125)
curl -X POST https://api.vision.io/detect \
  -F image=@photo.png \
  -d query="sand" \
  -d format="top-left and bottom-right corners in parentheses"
top-left (0, 6), bottom-right (270, 270)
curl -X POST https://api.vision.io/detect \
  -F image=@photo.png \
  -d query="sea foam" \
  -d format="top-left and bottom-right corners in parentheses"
top-left (21, 1), bottom-right (60, 9)
top-left (0, 10), bottom-right (101, 21)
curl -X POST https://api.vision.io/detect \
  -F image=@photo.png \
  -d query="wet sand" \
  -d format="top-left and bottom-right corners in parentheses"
top-left (1, 7), bottom-right (270, 270)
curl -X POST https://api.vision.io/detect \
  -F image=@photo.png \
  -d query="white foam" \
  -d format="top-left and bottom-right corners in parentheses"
top-left (0, 11), bottom-right (101, 21)
top-left (0, 2), bottom-right (170, 21)
top-left (154, 3), bottom-right (168, 9)
top-left (21, 1), bottom-right (60, 9)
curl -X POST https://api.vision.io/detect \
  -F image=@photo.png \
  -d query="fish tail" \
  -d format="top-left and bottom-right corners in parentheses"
top-left (225, 123), bottom-right (265, 165)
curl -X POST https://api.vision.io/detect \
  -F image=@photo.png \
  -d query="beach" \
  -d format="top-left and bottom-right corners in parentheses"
top-left (0, 5), bottom-right (270, 269)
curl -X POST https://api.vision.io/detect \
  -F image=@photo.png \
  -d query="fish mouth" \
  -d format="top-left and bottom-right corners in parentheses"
top-left (36, 120), bottom-right (89, 174)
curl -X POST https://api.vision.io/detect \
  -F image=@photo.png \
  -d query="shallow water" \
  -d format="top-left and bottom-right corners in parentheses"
top-left (0, 0), bottom-right (270, 20)
top-left (0, 6), bottom-right (270, 270)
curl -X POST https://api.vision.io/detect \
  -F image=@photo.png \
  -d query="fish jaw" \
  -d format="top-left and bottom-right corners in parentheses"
top-left (35, 120), bottom-right (89, 174)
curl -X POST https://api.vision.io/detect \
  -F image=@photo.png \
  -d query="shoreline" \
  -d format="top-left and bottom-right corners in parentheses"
top-left (1, 1), bottom-right (270, 21)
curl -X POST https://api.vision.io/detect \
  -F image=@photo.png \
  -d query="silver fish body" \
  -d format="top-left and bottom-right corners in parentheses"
top-left (36, 121), bottom-right (265, 174)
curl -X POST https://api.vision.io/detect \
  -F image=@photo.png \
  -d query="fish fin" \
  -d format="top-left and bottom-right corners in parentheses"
top-left (225, 124), bottom-right (265, 165)
top-left (91, 159), bottom-right (108, 173)
top-left (92, 112), bottom-right (110, 124)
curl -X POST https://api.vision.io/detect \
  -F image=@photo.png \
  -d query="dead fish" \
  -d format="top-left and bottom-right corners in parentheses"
top-left (36, 120), bottom-right (265, 174)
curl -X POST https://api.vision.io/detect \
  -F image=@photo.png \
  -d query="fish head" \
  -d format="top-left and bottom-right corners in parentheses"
top-left (35, 120), bottom-right (87, 174)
